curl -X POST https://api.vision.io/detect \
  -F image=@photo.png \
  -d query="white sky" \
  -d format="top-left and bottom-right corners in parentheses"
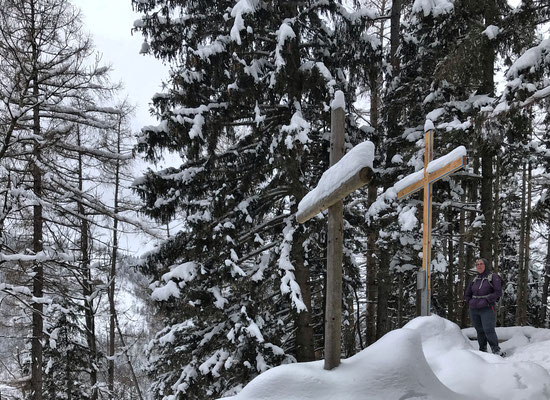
top-left (71, 0), bottom-right (169, 132)
top-left (69, 1), bottom-right (176, 255)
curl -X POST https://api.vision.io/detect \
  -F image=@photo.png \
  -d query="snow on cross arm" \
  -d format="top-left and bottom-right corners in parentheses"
top-left (426, 146), bottom-right (467, 174)
top-left (393, 146), bottom-right (467, 195)
top-left (297, 141), bottom-right (375, 219)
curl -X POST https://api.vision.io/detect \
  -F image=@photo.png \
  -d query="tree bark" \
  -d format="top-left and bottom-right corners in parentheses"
top-left (447, 208), bottom-right (455, 321)
top-left (493, 159), bottom-right (501, 274)
top-left (385, 0), bottom-right (403, 166)
top-left (541, 226), bottom-right (550, 327)
top-left (365, 59), bottom-right (380, 347)
top-left (480, 153), bottom-right (493, 261)
top-left (30, 2), bottom-right (43, 398)
top-left (108, 116), bottom-right (122, 399)
top-left (376, 249), bottom-right (390, 339)
top-left (77, 128), bottom-right (98, 400)
top-left (479, 0), bottom-right (497, 263)
top-left (343, 296), bottom-right (356, 357)
top-left (366, 205), bottom-right (377, 345)
top-left (293, 232), bottom-right (315, 362)
top-left (457, 204), bottom-right (466, 327)
top-left (516, 162), bottom-right (528, 325)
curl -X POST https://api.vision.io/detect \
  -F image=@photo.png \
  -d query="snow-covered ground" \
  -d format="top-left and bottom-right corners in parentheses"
top-left (221, 315), bottom-right (550, 400)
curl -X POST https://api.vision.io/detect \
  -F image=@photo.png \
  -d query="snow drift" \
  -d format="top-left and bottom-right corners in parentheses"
top-left (221, 315), bottom-right (550, 400)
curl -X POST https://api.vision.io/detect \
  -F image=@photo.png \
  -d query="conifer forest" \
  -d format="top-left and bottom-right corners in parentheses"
top-left (1, 0), bottom-right (550, 399)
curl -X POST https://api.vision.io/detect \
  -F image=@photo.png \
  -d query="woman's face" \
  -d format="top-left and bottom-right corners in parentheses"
top-left (476, 259), bottom-right (486, 274)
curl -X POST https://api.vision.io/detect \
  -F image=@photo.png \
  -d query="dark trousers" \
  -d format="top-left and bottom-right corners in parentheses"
top-left (469, 306), bottom-right (500, 352)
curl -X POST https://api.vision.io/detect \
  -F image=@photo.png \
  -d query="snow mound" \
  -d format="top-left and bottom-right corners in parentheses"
top-left (222, 316), bottom-right (468, 400)
top-left (221, 315), bottom-right (550, 400)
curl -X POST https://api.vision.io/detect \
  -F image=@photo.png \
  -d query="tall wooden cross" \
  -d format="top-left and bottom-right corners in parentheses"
top-left (395, 121), bottom-right (467, 316)
top-left (296, 91), bottom-right (374, 370)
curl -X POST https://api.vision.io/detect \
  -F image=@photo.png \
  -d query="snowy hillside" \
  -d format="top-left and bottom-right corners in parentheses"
top-left (221, 316), bottom-right (550, 400)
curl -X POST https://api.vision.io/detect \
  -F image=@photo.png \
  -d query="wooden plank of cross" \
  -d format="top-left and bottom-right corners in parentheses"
top-left (296, 91), bottom-right (374, 371)
top-left (394, 120), bottom-right (467, 317)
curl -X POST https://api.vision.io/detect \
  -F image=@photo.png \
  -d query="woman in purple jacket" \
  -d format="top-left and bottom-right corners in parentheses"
top-left (464, 258), bottom-right (505, 356)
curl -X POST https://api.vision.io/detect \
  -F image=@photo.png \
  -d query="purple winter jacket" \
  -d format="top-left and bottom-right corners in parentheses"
top-left (464, 270), bottom-right (502, 309)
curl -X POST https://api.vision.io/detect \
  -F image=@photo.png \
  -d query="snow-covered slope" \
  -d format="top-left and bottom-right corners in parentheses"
top-left (221, 315), bottom-right (550, 400)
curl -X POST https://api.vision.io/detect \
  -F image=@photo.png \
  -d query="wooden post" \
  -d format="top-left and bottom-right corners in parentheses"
top-left (421, 129), bottom-right (433, 316)
top-left (296, 91), bottom-right (374, 370)
top-left (324, 103), bottom-right (345, 370)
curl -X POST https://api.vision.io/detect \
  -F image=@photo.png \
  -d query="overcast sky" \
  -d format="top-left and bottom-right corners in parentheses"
top-left (71, 0), bottom-right (169, 132)
top-left (69, 1), bottom-right (176, 254)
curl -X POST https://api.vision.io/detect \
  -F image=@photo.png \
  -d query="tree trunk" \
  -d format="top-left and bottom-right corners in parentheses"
top-left (525, 161), bottom-right (532, 321)
top-left (114, 311), bottom-right (144, 400)
top-left (108, 116), bottom-right (122, 398)
top-left (479, 0), bottom-right (497, 263)
top-left (343, 296), bottom-right (356, 357)
top-left (376, 250), bottom-right (390, 339)
top-left (293, 231), bottom-right (315, 361)
top-left (463, 162), bottom-right (479, 327)
top-left (493, 159), bottom-right (501, 274)
top-left (516, 162), bottom-right (528, 325)
top-left (447, 208), bottom-right (455, 321)
top-left (397, 273), bottom-right (403, 326)
top-left (30, 2), bottom-right (43, 397)
top-left (31, 133), bottom-right (43, 400)
top-left (365, 63), bottom-right (380, 346)
top-left (457, 204), bottom-right (466, 327)
top-left (540, 226), bottom-right (550, 327)
top-left (77, 129), bottom-right (97, 400)
top-left (480, 153), bottom-right (493, 261)
top-left (385, 0), bottom-right (403, 166)
top-left (366, 202), bottom-right (377, 345)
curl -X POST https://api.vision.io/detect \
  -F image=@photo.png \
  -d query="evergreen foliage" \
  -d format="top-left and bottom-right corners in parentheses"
top-left (132, 0), bottom-right (380, 397)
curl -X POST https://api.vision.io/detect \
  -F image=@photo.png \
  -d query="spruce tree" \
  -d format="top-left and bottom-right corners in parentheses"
top-left (132, 0), bottom-right (380, 397)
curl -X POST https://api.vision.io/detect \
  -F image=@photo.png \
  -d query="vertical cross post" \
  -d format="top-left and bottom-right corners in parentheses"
top-left (324, 103), bottom-right (345, 370)
top-left (421, 129), bottom-right (434, 316)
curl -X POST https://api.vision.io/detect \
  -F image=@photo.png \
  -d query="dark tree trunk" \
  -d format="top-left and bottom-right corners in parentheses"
top-left (31, 143), bottom-right (43, 400)
top-left (293, 231), bottom-right (315, 361)
top-left (385, 0), bottom-right (403, 167)
top-left (493, 159), bottom-right (501, 274)
top-left (541, 227), bottom-right (550, 327)
top-left (108, 117), bottom-right (122, 398)
top-left (343, 296), bottom-right (356, 357)
top-left (457, 205), bottom-right (466, 326)
top-left (397, 273), bottom-right (403, 326)
top-left (447, 208), bottom-right (455, 321)
top-left (30, 2), bottom-right (43, 397)
top-left (516, 163), bottom-right (528, 325)
top-left (479, 0), bottom-right (497, 263)
top-left (366, 189), bottom-right (378, 345)
top-left (77, 129), bottom-right (98, 400)
top-left (376, 250), bottom-right (390, 339)
top-left (366, 63), bottom-right (380, 346)
top-left (480, 153), bottom-right (493, 261)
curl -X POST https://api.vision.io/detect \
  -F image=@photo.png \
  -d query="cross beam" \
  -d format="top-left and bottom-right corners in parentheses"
top-left (395, 123), bottom-right (467, 316)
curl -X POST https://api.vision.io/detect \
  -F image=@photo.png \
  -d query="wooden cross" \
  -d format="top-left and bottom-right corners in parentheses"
top-left (395, 122), bottom-right (467, 316)
top-left (296, 91), bottom-right (374, 370)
